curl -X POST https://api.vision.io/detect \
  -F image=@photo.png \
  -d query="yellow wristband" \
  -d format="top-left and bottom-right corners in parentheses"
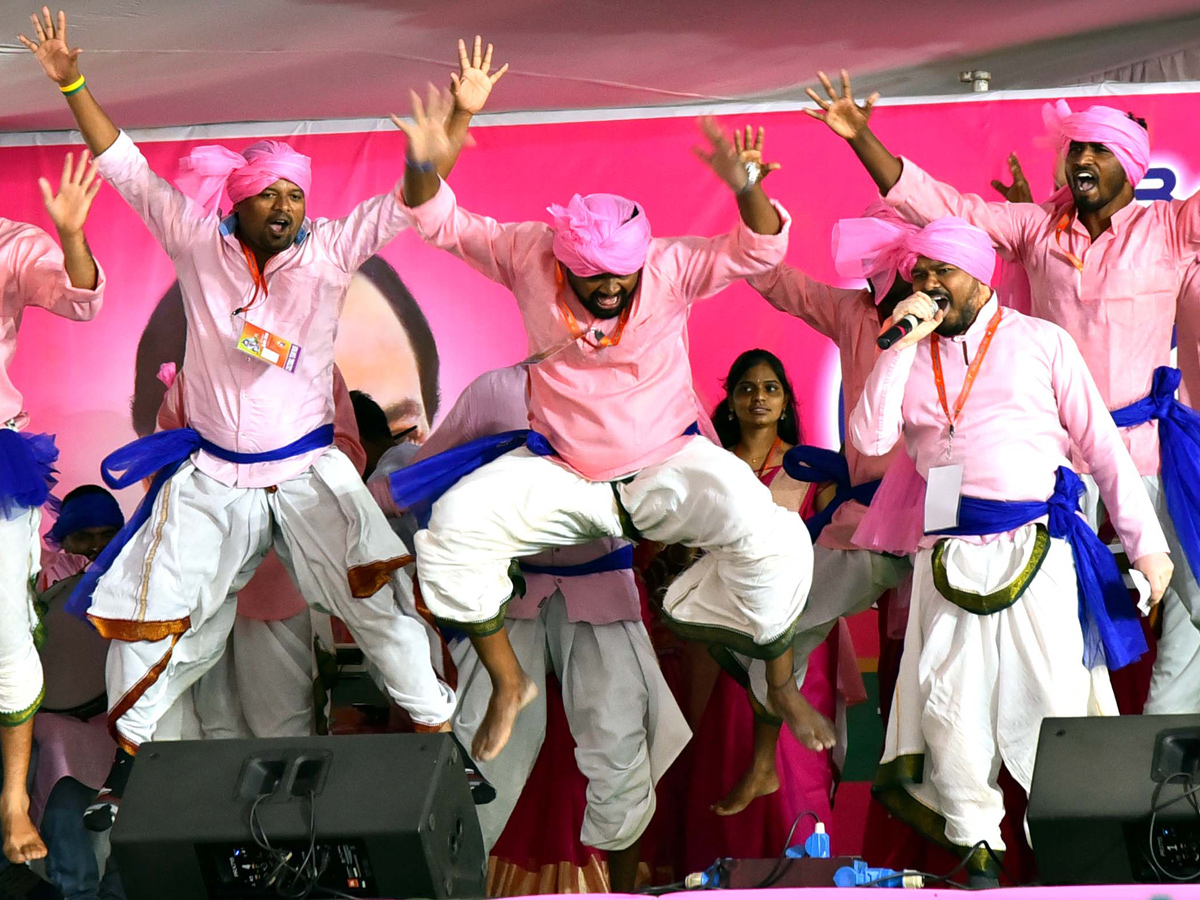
top-left (59, 75), bottom-right (86, 95)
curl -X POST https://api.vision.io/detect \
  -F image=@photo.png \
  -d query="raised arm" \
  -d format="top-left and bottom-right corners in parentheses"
top-left (748, 263), bottom-right (854, 340)
top-left (1052, 328), bottom-right (1172, 600)
top-left (694, 119), bottom-right (782, 236)
top-left (30, 150), bottom-right (103, 300)
top-left (20, 8), bottom-right (118, 156)
top-left (807, 70), bottom-right (1036, 257)
top-left (441, 35), bottom-right (508, 179)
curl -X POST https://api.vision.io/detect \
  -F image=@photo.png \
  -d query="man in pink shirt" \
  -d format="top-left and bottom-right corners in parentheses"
top-left (21, 12), bottom-right (511, 827)
top-left (391, 97), bottom-right (811, 765)
top-left (403, 365), bottom-right (689, 893)
top-left (847, 217), bottom-right (1170, 881)
top-left (809, 71), bottom-right (1200, 715)
top-left (0, 150), bottom-right (104, 864)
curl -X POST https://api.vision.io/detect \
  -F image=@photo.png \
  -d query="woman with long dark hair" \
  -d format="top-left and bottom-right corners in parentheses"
top-left (680, 349), bottom-right (840, 866)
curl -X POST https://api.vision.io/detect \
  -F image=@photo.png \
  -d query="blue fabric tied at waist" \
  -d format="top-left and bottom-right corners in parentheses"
top-left (389, 422), bottom-right (703, 528)
top-left (65, 424), bottom-right (334, 620)
top-left (519, 545), bottom-right (635, 577)
top-left (1111, 365), bottom-right (1200, 584)
top-left (782, 445), bottom-right (881, 541)
top-left (0, 429), bottom-right (59, 516)
top-left (928, 465), bottom-right (1146, 671)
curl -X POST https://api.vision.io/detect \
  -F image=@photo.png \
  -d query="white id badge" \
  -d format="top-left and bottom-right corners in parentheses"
top-left (924, 464), bottom-right (964, 532)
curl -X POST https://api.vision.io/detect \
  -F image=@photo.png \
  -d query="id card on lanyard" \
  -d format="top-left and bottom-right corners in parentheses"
top-left (924, 306), bottom-right (1003, 531)
top-left (232, 240), bottom-right (303, 372)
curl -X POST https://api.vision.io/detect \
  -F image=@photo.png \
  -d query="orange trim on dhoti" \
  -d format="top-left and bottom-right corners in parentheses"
top-left (347, 555), bottom-right (413, 598)
top-left (413, 575), bottom-right (459, 691)
top-left (88, 615), bottom-right (191, 643)
top-left (106, 632), bottom-right (183, 752)
top-left (412, 720), bottom-right (449, 734)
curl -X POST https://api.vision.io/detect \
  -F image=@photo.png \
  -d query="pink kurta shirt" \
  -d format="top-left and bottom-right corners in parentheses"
top-left (1176, 259), bottom-right (1200, 408)
top-left (1, 218), bottom-right (105, 426)
top-left (749, 267), bottom-right (902, 550)
top-left (95, 131), bottom-right (411, 488)
top-left (404, 180), bottom-right (791, 482)
top-left (886, 159), bottom-right (1200, 476)
top-left (849, 295), bottom-right (1166, 560)
top-left (413, 364), bottom-right (640, 624)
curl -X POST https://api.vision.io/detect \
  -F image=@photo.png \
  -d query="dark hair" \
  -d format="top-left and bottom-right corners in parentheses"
top-left (61, 484), bottom-right (115, 505)
top-left (350, 390), bottom-right (392, 444)
top-left (1126, 112), bottom-right (1148, 131)
top-left (130, 255), bottom-right (440, 436)
top-left (711, 349), bottom-right (801, 449)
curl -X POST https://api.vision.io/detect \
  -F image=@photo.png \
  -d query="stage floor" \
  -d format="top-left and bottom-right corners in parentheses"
top-left (578, 888), bottom-right (1200, 898)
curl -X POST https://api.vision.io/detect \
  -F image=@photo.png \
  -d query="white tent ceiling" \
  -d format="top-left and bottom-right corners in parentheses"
top-left (2, 0), bottom-right (1200, 135)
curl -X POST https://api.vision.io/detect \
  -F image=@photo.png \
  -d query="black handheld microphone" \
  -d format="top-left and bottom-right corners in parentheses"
top-left (876, 297), bottom-right (949, 350)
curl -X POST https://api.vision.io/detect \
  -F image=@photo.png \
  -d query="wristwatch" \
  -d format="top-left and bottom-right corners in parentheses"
top-left (738, 161), bottom-right (763, 196)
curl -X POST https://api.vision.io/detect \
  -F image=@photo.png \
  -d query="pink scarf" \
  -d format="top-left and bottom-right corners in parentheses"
top-left (176, 140), bottom-right (313, 216)
top-left (1043, 100), bottom-right (1150, 195)
top-left (898, 217), bottom-right (996, 286)
top-left (832, 201), bottom-right (920, 300)
top-left (547, 193), bottom-right (652, 277)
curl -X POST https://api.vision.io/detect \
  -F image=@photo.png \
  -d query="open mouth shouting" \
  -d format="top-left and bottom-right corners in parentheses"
top-left (1071, 168), bottom-right (1099, 196)
top-left (267, 214), bottom-right (292, 238)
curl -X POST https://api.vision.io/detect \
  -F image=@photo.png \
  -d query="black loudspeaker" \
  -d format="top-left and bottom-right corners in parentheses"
top-left (1028, 714), bottom-right (1200, 884)
top-left (111, 733), bottom-right (486, 899)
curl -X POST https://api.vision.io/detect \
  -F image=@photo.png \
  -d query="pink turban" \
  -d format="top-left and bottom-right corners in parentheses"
top-left (831, 201), bottom-right (920, 299)
top-left (176, 140), bottom-right (313, 217)
top-left (1043, 100), bottom-right (1150, 188)
top-left (899, 217), bottom-right (996, 286)
top-left (547, 193), bottom-right (652, 277)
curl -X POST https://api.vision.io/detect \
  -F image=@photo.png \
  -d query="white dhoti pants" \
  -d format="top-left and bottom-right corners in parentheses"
top-left (92, 449), bottom-right (454, 748)
top-left (738, 546), bottom-right (910, 707)
top-left (1082, 475), bottom-right (1200, 713)
top-left (179, 610), bottom-right (317, 740)
top-left (417, 438), bottom-right (812, 654)
top-left (0, 506), bottom-right (44, 724)
top-left (877, 526), bottom-right (1115, 851)
top-left (452, 593), bottom-right (690, 853)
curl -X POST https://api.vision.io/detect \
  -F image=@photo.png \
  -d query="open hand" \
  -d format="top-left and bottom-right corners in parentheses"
top-left (887, 291), bottom-right (944, 350)
top-left (732, 125), bottom-right (782, 182)
top-left (391, 84), bottom-right (457, 169)
top-left (804, 69), bottom-right (878, 140)
top-left (451, 35), bottom-right (509, 115)
top-left (694, 117), bottom-right (776, 193)
top-left (40, 150), bottom-right (101, 236)
top-left (18, 7), bottom-right (81, 86)
top-left (991, 153), bottom-right (1033, 203)
top-left (1133, 551), bottom-right (1173, 606)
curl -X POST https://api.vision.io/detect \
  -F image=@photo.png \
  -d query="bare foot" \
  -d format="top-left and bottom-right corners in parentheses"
top-left (472, 674), bottom-right (538, 761)
top-left (713, 758), bottom-right (781, 815)
top-left (2, 796), bottom-right (47, 864)
top-left (767, 683), bottom-right (837, 752)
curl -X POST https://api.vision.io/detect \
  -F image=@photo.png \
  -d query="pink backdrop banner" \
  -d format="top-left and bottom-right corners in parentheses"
top-left (2, 90), bottom-right (1199, 513)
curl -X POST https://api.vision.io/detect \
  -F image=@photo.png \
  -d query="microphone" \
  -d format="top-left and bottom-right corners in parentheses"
top-left (876, 297), bottom-right (949, 350)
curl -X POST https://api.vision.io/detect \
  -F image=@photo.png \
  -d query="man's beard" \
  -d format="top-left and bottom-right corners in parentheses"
top-left (581, 292), bottom-right (630, 319)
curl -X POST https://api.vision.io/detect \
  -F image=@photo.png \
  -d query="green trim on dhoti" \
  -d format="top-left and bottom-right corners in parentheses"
top-left (873, 753), bottom-right (1004, 877)
top-left (0, 686), bottom-right (45, 727)
top-left (435, 597), bottom-right (511, 638)
top-left (657, 603), bottom-right (797, 660)
top-left (931, 524), bottom-right (1050, 615)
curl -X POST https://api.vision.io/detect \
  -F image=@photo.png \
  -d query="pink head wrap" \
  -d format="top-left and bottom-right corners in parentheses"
top-left (831, 201), bottom-right (920, 300)
top-left (547, 193), bottom-right (652, 277)
top-left (899, 217), bottom-right (996, 286)
top-left (176, 140), bottom-right (313, 217)
top-left (1043, 99), bottom-right (1150, 188)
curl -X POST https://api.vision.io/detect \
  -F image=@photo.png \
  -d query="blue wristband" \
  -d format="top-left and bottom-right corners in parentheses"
top-left (405, 156), bottom-right (436, 174)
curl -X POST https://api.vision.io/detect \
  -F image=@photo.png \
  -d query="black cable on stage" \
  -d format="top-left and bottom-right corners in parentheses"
top-left (754, 809), bottom-right (820, 888)
top-left (1145, 772), bottom-right (1200, 882)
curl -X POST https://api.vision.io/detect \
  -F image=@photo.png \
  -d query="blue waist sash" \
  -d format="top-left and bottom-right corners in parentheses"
top-left (783, 445), bottom-right (881, 541)
top-left (389, 423), bottom-right (703, 528)
top-left (66, 424), bottom-right (334, 620)
top-left (1111, 365), bottom-right (1200, 582)
top-left (0, 429), bottom-right (59, 516)
top-left (519, 545), bottom-right (635, 577)
top-left (929, 466), bottom-right (1146, 670)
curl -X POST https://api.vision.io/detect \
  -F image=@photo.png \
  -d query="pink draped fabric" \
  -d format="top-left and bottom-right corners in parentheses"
top-left (1043, 100), bottom-right (1151, 189)
top-left (547, 193), bottom-right (652, 277)
top-left (176, 140), bottom-right (313, 217)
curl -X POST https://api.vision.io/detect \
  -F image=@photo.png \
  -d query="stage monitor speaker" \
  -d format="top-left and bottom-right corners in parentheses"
top-left (1028, 714), bottom-right (1200, 884)
top-left (111, 733), bottom-right (486, 900)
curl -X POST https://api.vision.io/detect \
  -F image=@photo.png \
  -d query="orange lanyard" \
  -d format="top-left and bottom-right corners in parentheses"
top-left (1054, 213), bottom-right (1086, 272)
top-left (930, 306), bottom-right (1002, 441)
top-left (233, 241), bottom-right (271, 317)
top-left (554, 264), bottom-right (632, 349)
